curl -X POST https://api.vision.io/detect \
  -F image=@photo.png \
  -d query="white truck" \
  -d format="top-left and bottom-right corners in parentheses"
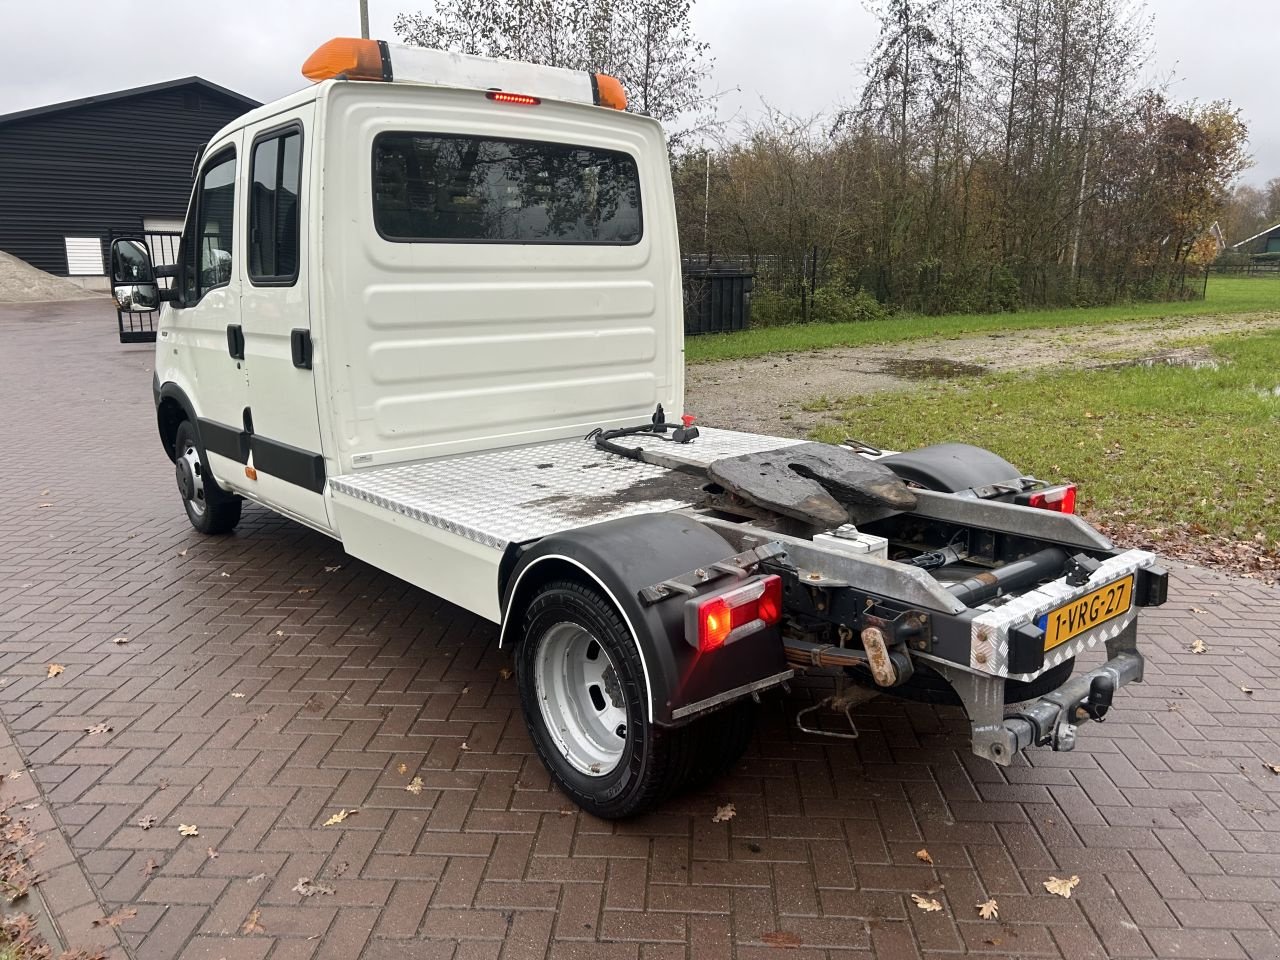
top-left (112, 37), bottom-right (1168, 818)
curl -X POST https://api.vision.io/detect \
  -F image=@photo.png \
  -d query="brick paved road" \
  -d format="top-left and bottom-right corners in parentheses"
top-left (2, 300), bottom-right (1279, 960)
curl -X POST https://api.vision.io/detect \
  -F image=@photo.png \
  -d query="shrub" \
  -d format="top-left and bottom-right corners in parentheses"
top-left (811, 284), bottom-right (888, 324)
top-left (749, 289), bottom-right (805, 327)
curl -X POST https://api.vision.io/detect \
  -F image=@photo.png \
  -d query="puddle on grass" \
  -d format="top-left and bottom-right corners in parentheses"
top-left (879, 357), bottom-right (989, 380)
top-left (1094, 348), bottom-right (1222, 371)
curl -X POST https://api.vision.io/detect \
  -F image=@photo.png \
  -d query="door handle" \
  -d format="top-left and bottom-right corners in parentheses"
top-left (291, 328), bottom-right (313, 370)
top-left (226, 324), bottom-right (244, 360)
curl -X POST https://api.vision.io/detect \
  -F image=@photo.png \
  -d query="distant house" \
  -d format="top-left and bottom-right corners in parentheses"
top-left (0, 78), bottom-right (259, 288)
top-left (1231, 222), bottom-right (1280, 255)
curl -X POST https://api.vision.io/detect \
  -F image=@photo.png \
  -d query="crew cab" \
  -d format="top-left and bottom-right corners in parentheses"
top-left (112, 37), bottom-right (1168, 817)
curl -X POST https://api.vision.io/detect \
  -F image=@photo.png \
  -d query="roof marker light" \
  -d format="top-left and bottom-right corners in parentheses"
top-left (486, 91), bottom-right (541, 106)
top-left (592, 73), bottom-right (627, 110)
top-left (302, 38), bottom-right (387, 82)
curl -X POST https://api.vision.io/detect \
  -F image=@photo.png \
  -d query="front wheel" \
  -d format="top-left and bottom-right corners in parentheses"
top-left (173, 420), bottom-right (241, 535)
top-left (515, 579), bottom-right (738, 819)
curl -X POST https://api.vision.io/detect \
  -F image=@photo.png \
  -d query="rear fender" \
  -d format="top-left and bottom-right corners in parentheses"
top-left (498, 514), bottom-right (790, 727)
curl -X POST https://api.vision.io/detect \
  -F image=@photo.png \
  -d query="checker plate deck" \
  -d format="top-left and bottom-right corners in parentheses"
top-left (328, 427), bottom-right (803, 550)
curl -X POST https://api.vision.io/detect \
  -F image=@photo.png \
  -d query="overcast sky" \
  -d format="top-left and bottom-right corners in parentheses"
top-left (3, 0), bottom-right (1274, 185)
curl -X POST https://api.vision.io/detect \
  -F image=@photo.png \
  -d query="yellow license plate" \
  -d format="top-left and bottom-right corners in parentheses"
top-left (1038, 576), bottom-right (1134, 651)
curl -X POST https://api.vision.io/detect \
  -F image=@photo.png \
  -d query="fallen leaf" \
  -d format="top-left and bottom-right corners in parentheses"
top-left (21, 802), bottom-right (39, 811)
top-left (915, 848), bottom-right (933, 865)
top-left (405, 777), bottom-right (424, 796)
top-left (206, 847), bottom-right (219, 860)
top-left (137, 816), bottom-right (157, 830)
top-left (1191, 606), bottom-right (1208, 614)
top-left (1044, 875), bottom-right (1080, 898)
top-left (85, 722), bottom-right (112, 736)
top-left (297, 588), bottom-right (312, 594)
top-left (760, 930), bottom-right (803, 947)
top-left (46, 664), bottom-right (64, 679)
top-left (143, 857), bottom-right (158, 878)
top-left (324, 565), bottom-right (342, 573)
top-left (92, 907), bottom-right (137, 928)
top-left (498, 667), bottom-right (513, 681)
top-left (1190, 638), bottom-right (1207, 654)
top-left (246, 872), bottom-right (268, 885)
top-left (111, 636), bottom-right (130, 645)
top-left (976, 898), bottom-right (999, 919)
top-left (1266, 763), bottom-right (1280, 775)
top-left (984, 937), bottom-right (1003, 947)
top-left (323, 809), bottom-right (351, 826)
top-left (178, 824), bottom-right (199, 837)
top-left (712, 803), bottom-right (736, 823)
top-left (241, 908), bottom-right (265, 935)
top-left (397, 763), bottom-right (408, 775)
top-left (912, 893), bottom-right (943, 912)
top-left (292, 876), bottom-right (335, 897)
top-left (230, 692), bottom-right (245, 699)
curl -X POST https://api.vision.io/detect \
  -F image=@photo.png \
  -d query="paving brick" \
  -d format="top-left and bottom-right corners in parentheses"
top-left (5, 301), bottom-right (1280, 960)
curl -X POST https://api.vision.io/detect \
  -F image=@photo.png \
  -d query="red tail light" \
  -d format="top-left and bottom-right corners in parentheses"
top-left (1024, 483), bottom-right (1077, 514)
top-left (686, 575), bottom-right (782, 653)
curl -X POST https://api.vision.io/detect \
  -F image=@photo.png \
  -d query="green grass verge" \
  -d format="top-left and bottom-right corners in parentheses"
top-left (809, 330), bottom-right (1280, 548)
top-left (685, 275), bottom-right (1280, 363)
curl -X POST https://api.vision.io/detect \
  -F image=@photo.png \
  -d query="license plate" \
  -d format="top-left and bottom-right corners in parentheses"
top-left (1038, 576), bottom-right (1134, 652)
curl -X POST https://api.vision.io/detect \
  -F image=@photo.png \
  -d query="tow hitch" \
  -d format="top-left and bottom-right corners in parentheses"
top-left (1004, 650), bottom-right (1139, 753)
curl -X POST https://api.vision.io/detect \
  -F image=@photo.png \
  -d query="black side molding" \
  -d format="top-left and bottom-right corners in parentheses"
top-left (250, 435), bottom-right (326, 494)
top-left (197, 418), bottom-right (250, 464)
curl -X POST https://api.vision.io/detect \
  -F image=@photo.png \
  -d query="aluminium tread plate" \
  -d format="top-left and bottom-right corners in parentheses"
top-left (328, 427), bottom-right (804, 550)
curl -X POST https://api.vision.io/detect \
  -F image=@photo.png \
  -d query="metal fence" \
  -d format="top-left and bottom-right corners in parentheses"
top-left (685, 249), bottom-right (1212, 319)
top-left (109, 229), bottom-right (181, 344)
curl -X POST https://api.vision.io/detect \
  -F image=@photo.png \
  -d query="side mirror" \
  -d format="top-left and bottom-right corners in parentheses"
top-left (110, 238), bottom-right (160, 313)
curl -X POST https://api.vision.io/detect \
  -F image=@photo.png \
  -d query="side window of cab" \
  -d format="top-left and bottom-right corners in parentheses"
top-left (177, 147), bottom-right (237, 306)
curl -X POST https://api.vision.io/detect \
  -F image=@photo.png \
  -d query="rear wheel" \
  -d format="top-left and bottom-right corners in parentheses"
top-left (515, 579), bottom-right (751, 818)
top-left (173, 420), bottom-right (241, 535)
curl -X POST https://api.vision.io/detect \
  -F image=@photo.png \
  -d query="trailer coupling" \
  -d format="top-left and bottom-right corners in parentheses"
top-left (1002, 649), bottom-right (1142, 754)
top-left (930, 626), bottom-right (1144, 766)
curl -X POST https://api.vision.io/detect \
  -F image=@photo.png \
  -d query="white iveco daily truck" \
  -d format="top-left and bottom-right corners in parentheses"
top-left (112, 37), bottom-right (1168, 818)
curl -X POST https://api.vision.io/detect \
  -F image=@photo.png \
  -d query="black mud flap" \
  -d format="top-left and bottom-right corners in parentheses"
top-left (500, 513), bottom-right (791, 727)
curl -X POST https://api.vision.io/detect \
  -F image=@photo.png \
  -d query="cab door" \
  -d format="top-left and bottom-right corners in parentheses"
top-left (239, 107), bottom-right (332, 531)
top-left (169, 138), bottom-right (252, 493)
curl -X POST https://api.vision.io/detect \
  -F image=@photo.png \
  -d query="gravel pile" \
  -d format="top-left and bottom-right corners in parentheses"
top-left (0, 250), bottom-right (107, 303)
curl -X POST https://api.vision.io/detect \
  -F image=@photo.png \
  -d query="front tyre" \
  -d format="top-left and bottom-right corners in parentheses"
top-left (173, 420), bottom-right (242, 535)
top-left (516, 579), bottom-right (699, 819)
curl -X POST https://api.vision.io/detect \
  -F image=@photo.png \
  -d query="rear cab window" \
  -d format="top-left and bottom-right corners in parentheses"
top-left (372, 132), bottom-right (642, 244)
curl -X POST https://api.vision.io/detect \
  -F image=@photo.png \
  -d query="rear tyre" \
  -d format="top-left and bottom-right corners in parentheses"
top-left (516, 579), bottom-right (726, 819)
top-left (173, 420), bottom-right (242, 535)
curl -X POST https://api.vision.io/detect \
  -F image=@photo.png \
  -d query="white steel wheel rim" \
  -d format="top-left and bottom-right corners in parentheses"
top-left (534, 621), bottom-right (628, 777)
top-left (179, 440), bottom-right (207, 517)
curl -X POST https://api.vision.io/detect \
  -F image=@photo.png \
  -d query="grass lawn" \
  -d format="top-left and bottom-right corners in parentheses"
top-left (686, 275), bottom-right (1280, 363)
top-left (809, 330), bottom-right (1280, 565)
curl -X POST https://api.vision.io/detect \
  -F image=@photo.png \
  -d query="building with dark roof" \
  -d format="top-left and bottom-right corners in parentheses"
top-left (0, 78), bottom-right (259, 286)
top-left (1231, 222), bottom-right (1280, 256)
